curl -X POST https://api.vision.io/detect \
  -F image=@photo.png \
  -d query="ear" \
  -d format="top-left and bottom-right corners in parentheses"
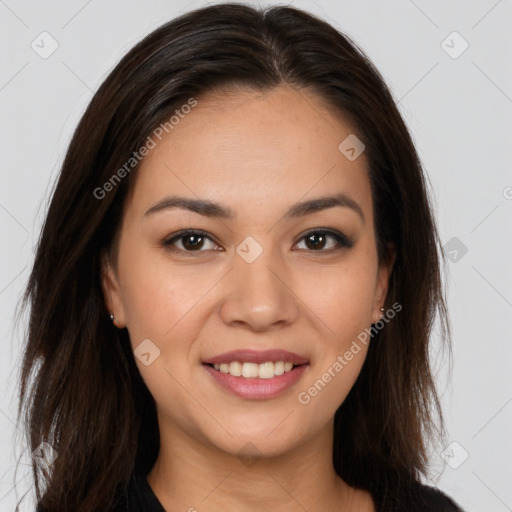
top-left (372, 244), bottom-right (396, 324)
top-left (100, 250), bottom-right (126, 328)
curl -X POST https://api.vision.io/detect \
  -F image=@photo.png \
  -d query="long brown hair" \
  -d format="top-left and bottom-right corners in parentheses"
top-left (16, 3), bottom-right (449, 511)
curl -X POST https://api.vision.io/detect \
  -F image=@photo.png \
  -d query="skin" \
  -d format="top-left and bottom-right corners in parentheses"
top-left (102, 85), bottom-right (394, 512)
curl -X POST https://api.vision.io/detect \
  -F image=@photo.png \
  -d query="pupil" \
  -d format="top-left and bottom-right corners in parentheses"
top-left (307, 233), bottom-right (325, 250)
top-left (184, 234), bottom-right (203, 250)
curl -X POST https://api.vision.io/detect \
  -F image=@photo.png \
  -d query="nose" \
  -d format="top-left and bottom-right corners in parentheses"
top-left (218, 246), bottom-right (300, 332)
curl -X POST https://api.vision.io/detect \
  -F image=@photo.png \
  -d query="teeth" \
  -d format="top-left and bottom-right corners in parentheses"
top-left (229, 361), bottom-right (242, 376)
top-left (210, 361), bottom-right (297, 378)
top-left (242, 362), bottom-right (259, 378)
top-left (258, 362), bottom-right (274, 379)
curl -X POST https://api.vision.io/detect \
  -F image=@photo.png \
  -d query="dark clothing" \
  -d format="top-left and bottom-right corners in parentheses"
top-left (112, 470), bottom-right (165, 512)
top-left (374, 478), bottom-right (465, 511)
top-left (112, 469), bottom-right (465, 511)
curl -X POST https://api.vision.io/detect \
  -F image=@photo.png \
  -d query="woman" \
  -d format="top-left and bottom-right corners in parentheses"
top-left (17, 3), bottom-right (464, 511)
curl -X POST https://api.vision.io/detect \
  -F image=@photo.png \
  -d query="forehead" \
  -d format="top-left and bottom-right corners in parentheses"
top-left (127, 85), bottom-right (372, 222)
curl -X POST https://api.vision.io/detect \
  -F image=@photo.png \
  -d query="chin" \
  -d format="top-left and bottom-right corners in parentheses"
top-left (204, 427), bottom-right (303, 461)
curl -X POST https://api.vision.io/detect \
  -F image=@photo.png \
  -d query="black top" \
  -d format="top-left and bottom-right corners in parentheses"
top-left (112, 471), bottom-right (164, 512)
top-left (112, 470), bottom-right (465, 512)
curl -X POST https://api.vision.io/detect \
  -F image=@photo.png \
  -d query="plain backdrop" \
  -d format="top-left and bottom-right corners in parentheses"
top-left (1, 1), bottom-right (511, 511)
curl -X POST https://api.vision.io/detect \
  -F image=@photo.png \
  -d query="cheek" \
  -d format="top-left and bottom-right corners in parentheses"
top-left (297, 275), bottom-right (373, 417)
top-left (302, 256), bottom-right (378, 340)
top-left (300, 346), bottom-right (368, 412)
top-left (117, 248), bottom-right (218, 398)
top-left (297, 251), bottom-right (377, 405)
top-left (118, 245), bottom-right (210, 341)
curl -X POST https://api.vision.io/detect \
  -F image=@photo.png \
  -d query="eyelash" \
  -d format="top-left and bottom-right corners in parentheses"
top-left (162, 228), bottom-right (354, 255)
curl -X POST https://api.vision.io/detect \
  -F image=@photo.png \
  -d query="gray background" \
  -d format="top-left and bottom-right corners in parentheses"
top-left (1, 0), bottom-right (511, 510)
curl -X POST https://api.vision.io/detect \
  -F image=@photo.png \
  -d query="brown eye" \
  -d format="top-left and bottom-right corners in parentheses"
top-left (295, 228), bottom-right (354, 251)
top-left (180, 233), bottom-right (205, 250)
top-left (163, 230), bottom-right (219, 252)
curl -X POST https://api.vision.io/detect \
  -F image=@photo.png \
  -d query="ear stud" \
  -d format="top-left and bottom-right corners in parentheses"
top-left (109, 312), bottom-right (119, 328)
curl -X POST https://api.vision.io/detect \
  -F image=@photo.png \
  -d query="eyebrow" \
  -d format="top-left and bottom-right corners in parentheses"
top-left (144, 193), bottom-right (365, 223)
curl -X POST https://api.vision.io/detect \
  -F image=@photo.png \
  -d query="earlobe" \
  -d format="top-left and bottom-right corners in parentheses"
top-left (100, 250), bottom-right (126, 328)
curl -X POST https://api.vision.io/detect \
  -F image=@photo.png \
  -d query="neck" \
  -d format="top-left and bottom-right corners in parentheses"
top-left (146, 419), bottom-right (372, 512)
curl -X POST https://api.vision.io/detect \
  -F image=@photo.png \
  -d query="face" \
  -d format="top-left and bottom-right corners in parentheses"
top-left (102, 85), bottom-right (393, 459)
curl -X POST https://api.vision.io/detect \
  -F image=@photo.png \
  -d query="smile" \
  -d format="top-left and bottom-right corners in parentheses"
top-left (210, 361), bottom-right (296, 379)
top-left (202, 349), bottom-right (310, 399)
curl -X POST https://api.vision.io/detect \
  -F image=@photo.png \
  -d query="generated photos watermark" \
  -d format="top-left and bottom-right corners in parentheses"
top-left (93, 97), bottom-right (198, 200)
top-left (297, 302), bottom-right (402, 405)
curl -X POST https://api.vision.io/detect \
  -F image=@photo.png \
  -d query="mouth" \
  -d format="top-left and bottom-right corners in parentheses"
top-left (202, 349), bottom-right (310, 399)
top-left (204, 360), bottom-right (305, 379)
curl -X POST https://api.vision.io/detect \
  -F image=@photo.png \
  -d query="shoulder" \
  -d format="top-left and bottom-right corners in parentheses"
top-left (376, 480), bottom-right (465, 512)
top-left (373, 481), bottom-right (464, 512)
top-left (411, 482), bottom-right (464, 511)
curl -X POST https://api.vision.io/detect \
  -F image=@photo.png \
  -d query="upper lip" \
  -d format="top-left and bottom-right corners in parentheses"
top-left (202, 349), bottom-right (309, 365)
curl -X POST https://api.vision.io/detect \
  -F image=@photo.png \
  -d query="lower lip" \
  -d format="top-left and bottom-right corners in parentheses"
top-left (203, 364), bottom-right (309, 400)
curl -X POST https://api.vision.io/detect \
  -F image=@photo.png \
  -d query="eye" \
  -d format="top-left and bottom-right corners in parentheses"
top-left (163, 230), bottom-right (220, 253)
top-left (162, 227), bottom-right (354, 254)
top-left (294, 228), bottom-right (354, 252)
